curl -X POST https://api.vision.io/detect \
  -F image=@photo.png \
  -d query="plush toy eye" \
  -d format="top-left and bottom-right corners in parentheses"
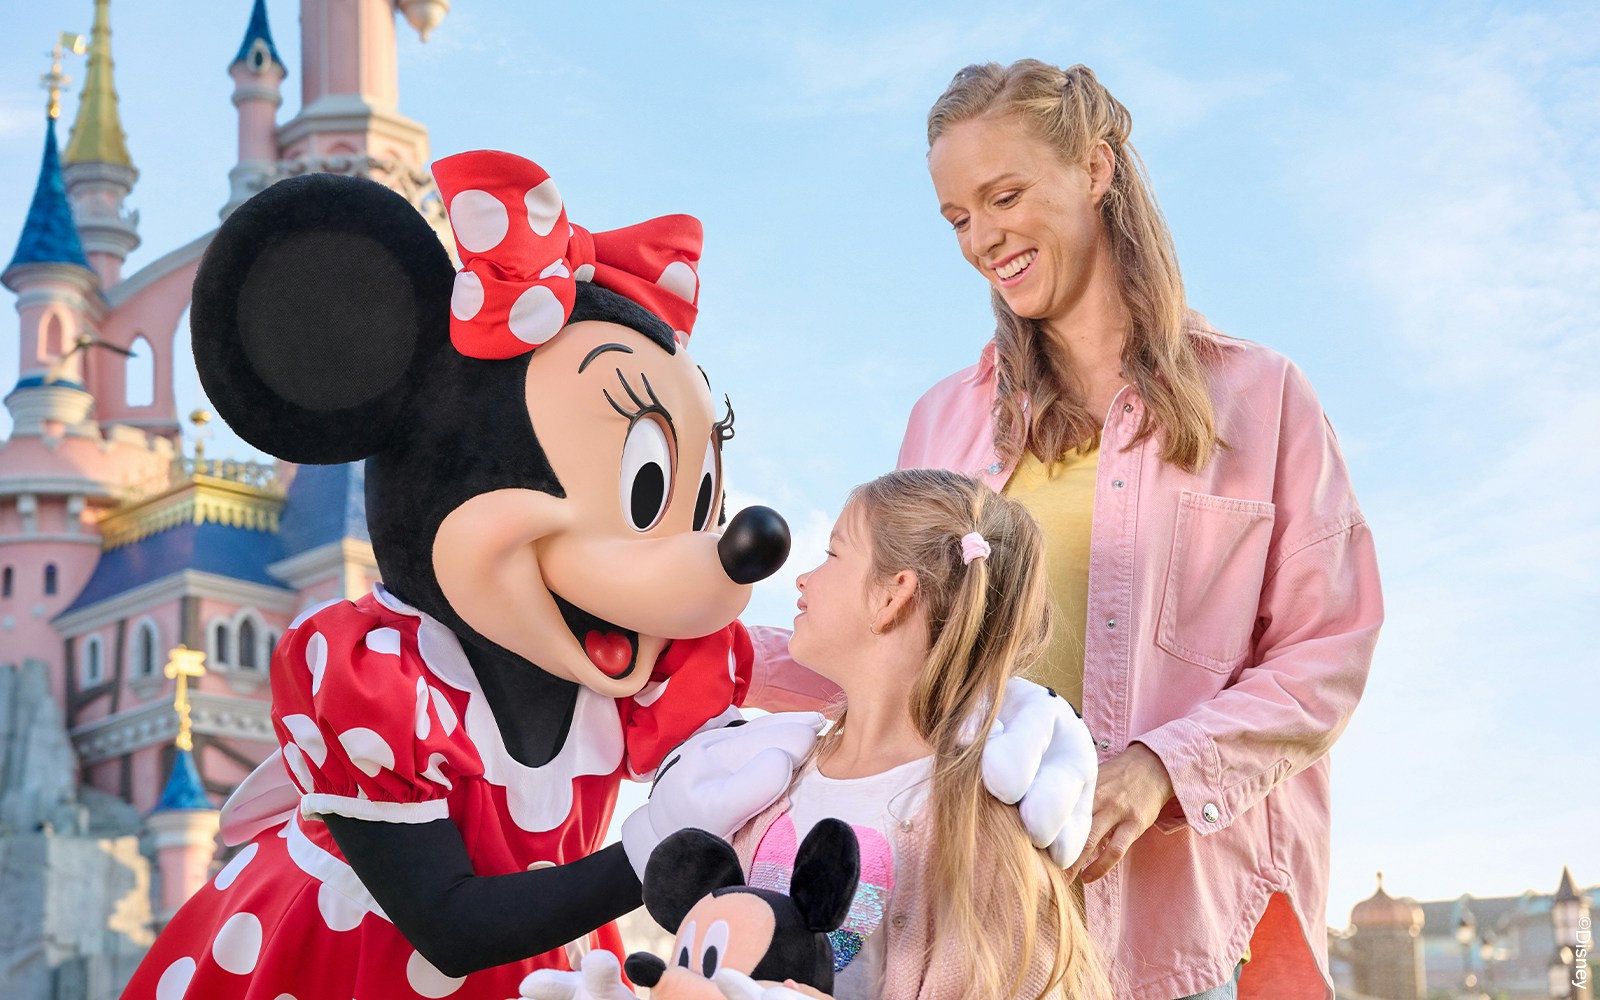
top-left (620, 416), bottom-right (674, 531)
top-left (676, 919), bottom-right (697, 968)
top-left (699, 919), bottom-right (730, 978)
top-left (691, 440), bottom-right (719, 532)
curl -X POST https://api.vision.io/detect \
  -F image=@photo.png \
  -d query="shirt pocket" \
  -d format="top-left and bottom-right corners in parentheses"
top-left (1156, 490), bottom-right (1276, 673)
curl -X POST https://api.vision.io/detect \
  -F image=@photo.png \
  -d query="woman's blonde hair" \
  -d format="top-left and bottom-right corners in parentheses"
top-left (824, 469), bottom-right (1111, 998)
top-left (928, 60), bottom-right (1221, 473)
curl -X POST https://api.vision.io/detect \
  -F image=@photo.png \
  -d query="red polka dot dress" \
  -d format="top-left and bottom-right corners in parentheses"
top-left (123, 585), bottom-right (750, 1000)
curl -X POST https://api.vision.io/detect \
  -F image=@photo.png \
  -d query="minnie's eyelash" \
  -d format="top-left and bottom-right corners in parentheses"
top-left (713, 395), bottom-right (735, 444)
top-left (604, 368), bottom-right (669, 423)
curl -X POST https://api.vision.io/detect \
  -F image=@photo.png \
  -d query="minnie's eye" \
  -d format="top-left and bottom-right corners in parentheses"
top-left (692, 441), bottom-right (719, 532)
top-left (620, 416), bottom-right (673, 531)
top-left (699, 919), bottom-right (730, 978)
top-left (676, 920), bottom-right (697, 968)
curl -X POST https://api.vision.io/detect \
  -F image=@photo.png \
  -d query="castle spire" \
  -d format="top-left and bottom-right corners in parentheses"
top-left (4, 115), bottom-right (91, 279)
top-left (64, 0), bottom-right (132, 169)
top-left (224, 0), bottom-right (289, 218)
top-left (232, 0), bottom-right (287, 73)
top-left (61, 0), bottom-right (140, 288)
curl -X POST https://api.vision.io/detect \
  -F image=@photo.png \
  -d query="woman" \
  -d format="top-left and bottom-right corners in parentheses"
top-left (898, 60), bottom-right (1383, 1000)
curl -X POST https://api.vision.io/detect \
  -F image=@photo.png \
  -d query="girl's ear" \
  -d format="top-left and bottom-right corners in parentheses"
top-left (791, 818), bottom-right (859, 933)
top-left (190, 173), bottom-right (454, 463)
top-left (871, 569), bottom-right (919, 634)
top-left (641, 828), bottom-right (747, 931)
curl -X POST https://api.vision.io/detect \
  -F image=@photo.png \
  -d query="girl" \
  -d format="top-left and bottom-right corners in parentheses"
top-left (727, 468), bottom-right (1111, 1000)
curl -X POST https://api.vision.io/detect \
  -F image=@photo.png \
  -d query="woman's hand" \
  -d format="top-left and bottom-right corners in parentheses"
top-left (1068, 742), bottom-right (1174, 883)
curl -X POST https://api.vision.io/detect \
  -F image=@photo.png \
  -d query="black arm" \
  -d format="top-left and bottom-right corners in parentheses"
top-left (324, 814), bottom-right (642, 978)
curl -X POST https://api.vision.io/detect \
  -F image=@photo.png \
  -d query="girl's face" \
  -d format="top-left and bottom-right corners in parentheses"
top-left (789, 504), bottom-right (879, 675)
top-left (928, 115), bottom-right (1108, 330)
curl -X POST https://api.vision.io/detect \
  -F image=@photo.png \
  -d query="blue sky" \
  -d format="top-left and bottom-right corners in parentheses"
top-left (2, 1), bottom-right (1594, 924)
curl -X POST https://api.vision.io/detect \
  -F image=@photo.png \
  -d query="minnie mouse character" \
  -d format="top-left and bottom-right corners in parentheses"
top-left (120, 151), bottom-right (818, 1000)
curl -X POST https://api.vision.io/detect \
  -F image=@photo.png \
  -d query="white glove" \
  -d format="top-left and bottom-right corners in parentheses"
top-left (519, 948), bottom-right (635, 1000)
top-left (974, 677), bottom-right (1098, 868)
top-left (621, 712), bottom-right (826, 879)
top-left (714, 968), bottom-right (828, 1000)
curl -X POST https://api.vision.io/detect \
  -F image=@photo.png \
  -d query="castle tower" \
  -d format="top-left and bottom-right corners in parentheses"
top-left (278, 0), bottom-right (448, 230)
top-left (1347, 874), bottom-right (1426, 1000)
top-left (62, 0), bottom-right (139, 292)
top-left (224, 0), bottom-right (289, 218)
top-left (144, 648), bottom-right (221, 929)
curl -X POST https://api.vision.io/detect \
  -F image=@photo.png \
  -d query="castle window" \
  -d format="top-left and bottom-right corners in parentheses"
top-left (125, 335), bottom-right (154, 408)
top-left (44, 564), bottom-right (57, 596)
top-left (83, 635), bottom-right (104, 686)
top-left (213, 622), bottom-right (231, 666)
top-left (239, 617), bottom-right (259, 670)
top-left (134, 620), bottom-right (159, 678)
top-left (2, 566), bottom-right (11, 598)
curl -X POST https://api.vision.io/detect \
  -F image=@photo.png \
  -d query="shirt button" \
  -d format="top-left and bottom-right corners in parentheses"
top-left (1106, 618), bottom-right (1117, 629)
top-left (1112, 479), bottom-right (1125, 489)
top-left (1098, 739), bottom-right (1111, 752)
top-left (898, 819), bottom-right (913, 832)
top-left (1123, 403), bottom-right (1134, 413)
top-left (891, 913), bottom-right (907, 929)
top-left (987, 462), bottom-right (1002, 475)
top-left (1202, 803), bottom-right (1220, 823)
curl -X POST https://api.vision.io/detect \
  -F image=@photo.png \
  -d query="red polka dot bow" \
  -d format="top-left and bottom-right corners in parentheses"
top-left (431, 150), bottom-right (703, 360)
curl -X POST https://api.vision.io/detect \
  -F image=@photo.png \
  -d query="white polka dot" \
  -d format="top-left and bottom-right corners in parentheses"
top-left (406, 949), bottom-right (466, 998)
top-left (282, 742), bottom-right (315, 792)
top-left (214, 842), bottom-right (259, 891)
top-left (421, 752), bottom-right (452, 790)
top-left (281, 715), bottom-right (327, 766)
top-left (429, 687), bottom-right (458, 735)
top-left (574, 263), bottom-right (595, 282)
top-left (657, 260), bottom-right (698, 303)
top-left (316, 881), bottom-right (366, 933)
top-left (415, 677), bottom-right (431, 741)
top-left (634, 678), bottom-right (669, 707)
top-left (507, 284), bottom-right (564, 345)
top-left (211, 911), bottom-right (263, 975)
top-left (448, 189), bottom-right (509, 253)
top-left (304, 631), bottom-right (327, 695)
top-left (338, 728), bottom-right (395, 777)
top-left (524, 178), bottom-right (563, 237)
top-left (450, 271), bottom-right (484, 321)
top-left (365, 627), bottom-right (402, 657)
top-left (539, 259), bottom-right (570, 280)
top-left (274, 994), bottom-right (297, 1000)
top-left (727, 648), bottom-right (739, 682)
top-left (155, 956), bottom-right (195, 1000)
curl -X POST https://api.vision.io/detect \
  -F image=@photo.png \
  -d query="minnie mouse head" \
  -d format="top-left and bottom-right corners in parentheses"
top-left (193, 151), bottom-right (789, 765)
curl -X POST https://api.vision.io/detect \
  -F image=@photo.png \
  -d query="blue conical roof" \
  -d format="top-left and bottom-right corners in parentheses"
top-left (154, 748), bottom-right (214, 812)
top-left (232, 0), bottom-right (287, 73)
top-left (6, 116), bottom-right (91, 273)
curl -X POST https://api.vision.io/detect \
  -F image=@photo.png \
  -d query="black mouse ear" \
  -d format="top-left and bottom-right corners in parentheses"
top-left (641, 828), bottom-right (746, 931)
top-left (191, 173), bottom-right (454, 463)
top-left (791, 818), bottom-right (859, 933)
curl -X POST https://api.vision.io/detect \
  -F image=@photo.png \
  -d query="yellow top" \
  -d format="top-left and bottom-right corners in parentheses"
top-left (65, 0), bottom-right (132, 167)
top-left (1003, 445), bottom-right (1098, 712)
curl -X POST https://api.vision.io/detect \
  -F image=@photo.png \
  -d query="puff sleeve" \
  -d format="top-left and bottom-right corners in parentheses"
top-left (270, 601), bottom-right (481, 826)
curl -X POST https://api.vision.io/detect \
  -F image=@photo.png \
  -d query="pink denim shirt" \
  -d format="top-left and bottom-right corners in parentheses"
top-left (746, 316), bottom-right (1382, 1000)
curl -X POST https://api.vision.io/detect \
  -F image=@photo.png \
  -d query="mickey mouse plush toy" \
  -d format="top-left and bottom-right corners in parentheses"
top-left (120, 151), bottom-right (825, 1000)
top-left (623, 822), bottom-right (860, 999)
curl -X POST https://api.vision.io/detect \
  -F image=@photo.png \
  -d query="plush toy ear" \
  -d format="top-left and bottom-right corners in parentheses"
top-left (791, 819), bottom-right (860, 933)
top-left (641, 828), bottom-right (747, 932)
top-left (191, 173), bottom-right (454, 463)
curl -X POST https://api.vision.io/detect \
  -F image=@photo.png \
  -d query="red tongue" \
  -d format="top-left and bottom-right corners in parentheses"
top-left (583, 630), bottom-right (633, 677)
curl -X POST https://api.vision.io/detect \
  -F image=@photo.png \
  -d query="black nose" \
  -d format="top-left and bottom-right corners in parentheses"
top-left (718, 506), bottom-right (791, 584)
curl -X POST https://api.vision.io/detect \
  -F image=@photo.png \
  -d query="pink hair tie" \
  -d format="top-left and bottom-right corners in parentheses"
top-left (960, 531), bottom-right (991, 566)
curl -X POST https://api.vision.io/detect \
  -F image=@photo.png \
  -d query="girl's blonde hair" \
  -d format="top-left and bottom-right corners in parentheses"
top-left (827, 468), bottom-right (1111, 998)
top-left (927, 60), bottom-right (1221, 473)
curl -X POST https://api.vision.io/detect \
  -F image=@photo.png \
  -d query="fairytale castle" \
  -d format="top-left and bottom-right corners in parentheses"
top-left (0, 2), bottom-right (450, 996)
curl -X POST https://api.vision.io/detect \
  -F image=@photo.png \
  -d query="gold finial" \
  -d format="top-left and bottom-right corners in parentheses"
top-left (43, 32), bottom-right (86, 120)
top-left (164, 645), bottom-right (207, 751)
top-left (65, 0), bottom-right (133, 168)
top-left (189, 408), bottom-right (212, 467)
